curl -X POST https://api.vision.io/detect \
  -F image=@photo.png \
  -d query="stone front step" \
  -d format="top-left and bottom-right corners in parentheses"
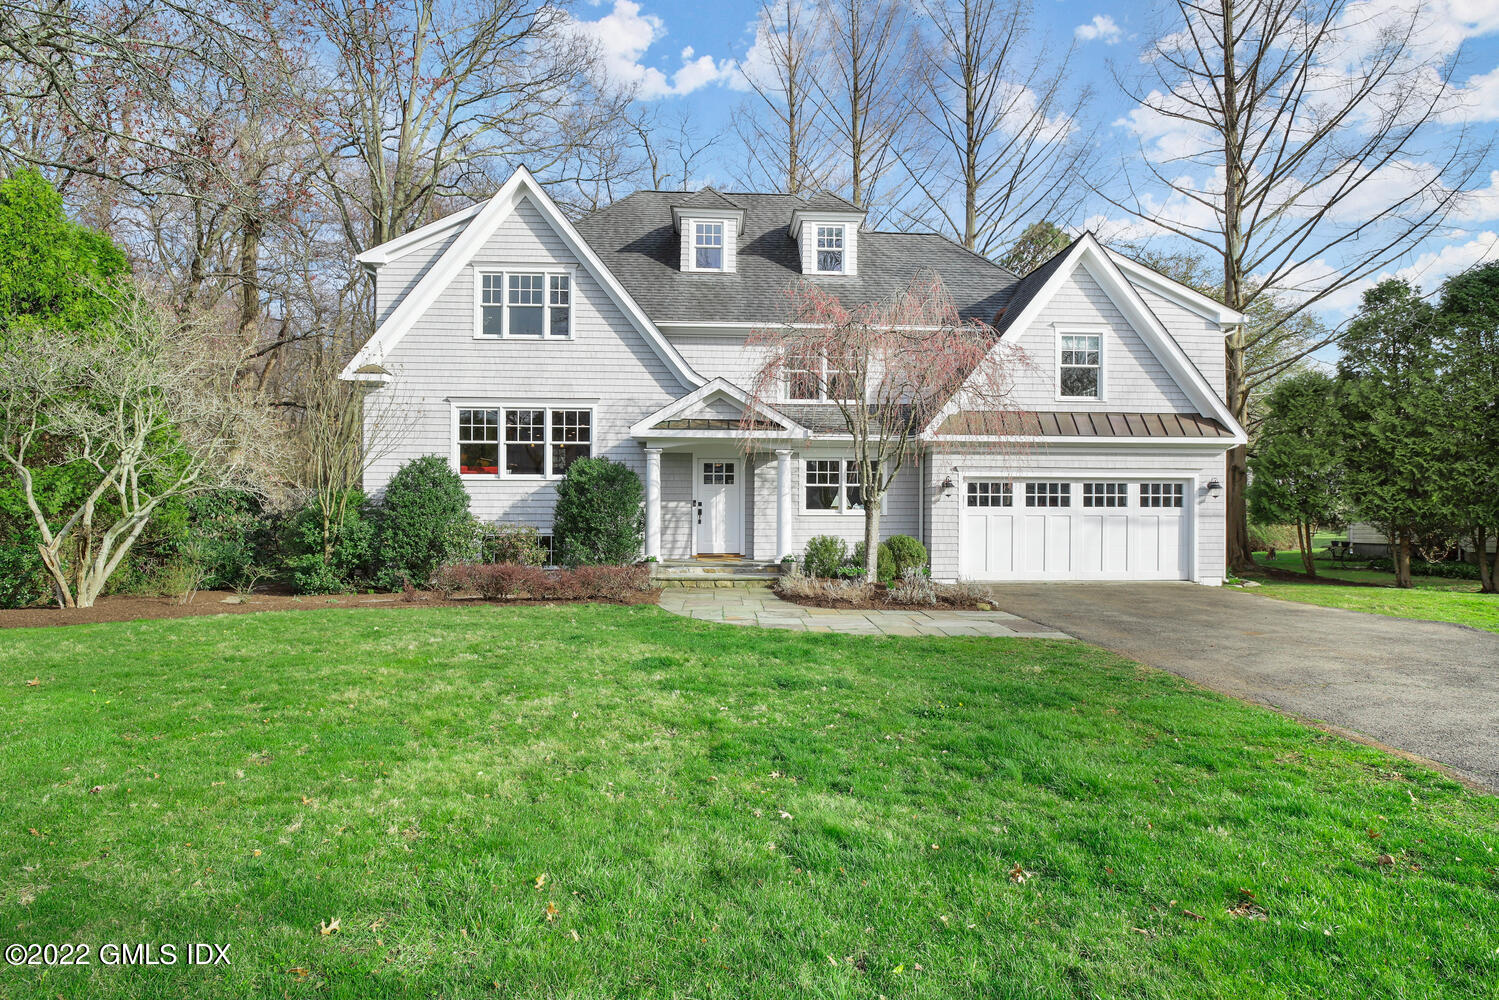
top-left (650, 559), bottom-right (784, 587)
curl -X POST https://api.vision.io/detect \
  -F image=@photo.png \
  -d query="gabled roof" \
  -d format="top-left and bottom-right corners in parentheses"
top-left (341, 167), bottom-right (704, 389)
top-left (670, 187), bottom-right (745, 231)
top-left (354, 202), bottom-right (485, 267)
top-left (799, 191), bottom-right (861, 212)
top-left (574, 190), bottom-right (1017, 325)
top-left (1105, 249), bottom-right (1244, 327)
top-left (924, 233), bottom-right (1247, 445)
top-left (673, 187), bottom-right (742, 211)
top-left (630, 378), bottom-right (812, 439)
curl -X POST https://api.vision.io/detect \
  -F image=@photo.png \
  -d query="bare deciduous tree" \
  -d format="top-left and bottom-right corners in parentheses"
top-left (1106, 0), bottom-right (1487, 570)
top-left (745, 273), bottom-right (1025, 582)
top-left (0, 291), bottom-right (277, 607)
top-left (732, 0), bottom-right (835, 195)
top-left (896, 0), bottom-right (1094, 254)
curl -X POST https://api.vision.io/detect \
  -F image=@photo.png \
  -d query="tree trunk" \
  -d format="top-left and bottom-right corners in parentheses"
top-left (1299, 520), bottom-right (1317, 578)
top-left (1476, 528), bottom-right (1496, 594)
top-left (863, 494), bottom-right (881, 584)
top-left (1224, 335), bottom-right (1252, 573)
top-left (38, 542), bottom-right (75, 609)
top-left (1395, 530), bottom-right (1413, 589)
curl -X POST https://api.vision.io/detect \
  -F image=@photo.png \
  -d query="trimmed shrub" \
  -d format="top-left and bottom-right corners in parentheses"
top-left (851, 539), bottom-right (896, 584)
top-left (373, 455), bottom-right (479, 590)
top-left (552, 457), bottom-right (644, 566)
top-left (802, 535), bottom-right (848, 578)
top-left (885, 534), bottom-right (928, 577)
top-left (1248, 522), bottom-right (1300, 553)
top-left (569, 564), bottom-right (652, 600)
top-left (481, 522), bottom-right (547, 566)
top-left (428, 562), bottom-right (652, 601)
top-left (181, 490), bottom-right (274, 590)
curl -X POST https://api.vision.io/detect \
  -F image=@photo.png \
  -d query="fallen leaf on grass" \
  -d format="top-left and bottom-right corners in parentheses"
top-left (288, 968), bottom-right (310, 980)
top-left (1181, 908), bottom-right (1204, 921)
top-left (544, 902), bottom-right (559, 923)
top-left (569, 929), bottom-right (580, 941)
top-left (534, 873), bottom-right (548, 890)
top-left (319, 917), bottom-right (341, 936)
top-left (1227, 890), bottom-right (1267, 920)
top-left (25, 678), bottom-right (39, 687)
top-left (1376, 854), bottom-right (1395, 866)
top-left (1008, 863), bottom-right (1034, 884)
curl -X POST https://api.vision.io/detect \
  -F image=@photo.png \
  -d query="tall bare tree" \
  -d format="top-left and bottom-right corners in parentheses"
top-left (1105, 0), bottom-right (1486, 571)
top-left (814, 0), bottom-right (913, 207)
top-left (896, 0), bottom-right (1093, 254)
top-left (731, 0), bottom-right (834, 195)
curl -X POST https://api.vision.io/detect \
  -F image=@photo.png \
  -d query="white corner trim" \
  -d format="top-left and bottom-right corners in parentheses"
top-left (1106, 249), bottom-right (1245, 328)
top-left (341, 166), bottom-right (705, 390)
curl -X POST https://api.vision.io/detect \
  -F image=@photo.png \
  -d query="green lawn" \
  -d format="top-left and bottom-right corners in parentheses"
top-left (1245, 549), bottom-right (1499, 633)
top-left (3, 605), bottom-right (1496, 999)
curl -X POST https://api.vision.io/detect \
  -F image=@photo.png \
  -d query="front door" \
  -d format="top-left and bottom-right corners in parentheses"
top-left (696, 459), bottom-right (743, 554)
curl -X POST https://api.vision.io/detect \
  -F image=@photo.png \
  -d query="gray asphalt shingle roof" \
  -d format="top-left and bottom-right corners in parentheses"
top-left (574, 190), bottom-right (1020, 325)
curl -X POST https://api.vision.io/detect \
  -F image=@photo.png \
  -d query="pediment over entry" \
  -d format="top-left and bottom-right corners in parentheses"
top-left (630, 378), bottom-right (811, 439)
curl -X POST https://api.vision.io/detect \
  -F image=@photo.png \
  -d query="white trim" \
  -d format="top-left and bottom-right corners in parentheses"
top-left (629, 377), bottom-right (812, 439)
top-left (922, 233), bottom-right (1247, 445)
top-left (788, 207), bottom-right (865, 238)
top-left (448, 400), bottom-right (595, 481)
top-left (1105, 249), bottom-right (1245, 327)
top-left (342, 166), bottom-right (704, 389)
top-left (356, 202), bottom-right (486, 266)
top-left (471, 266), bottom-right (576, 340)
top-left (1054, 325), bottom-right (1106, 403)
top-left (799, 455), bottom-right (871, 516)
top-left (808, 223), bottom-right (848, 275)
top-left (689, 220), bottom-right (727, 273)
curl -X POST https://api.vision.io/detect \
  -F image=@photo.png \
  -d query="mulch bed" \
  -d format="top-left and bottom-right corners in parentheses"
top-left (0, 588), bottom-right (661, 630)
top-left (773, 583), bottom-right (993, 612)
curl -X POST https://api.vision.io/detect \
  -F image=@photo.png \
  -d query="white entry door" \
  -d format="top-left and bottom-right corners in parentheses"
top-left (961, 478), bottom-right (1190, 581)
top-left (696, 459), bottom-right (743, 554)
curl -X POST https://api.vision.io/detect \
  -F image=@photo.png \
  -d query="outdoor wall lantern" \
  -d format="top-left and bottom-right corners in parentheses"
top-left (1206, 478), bottom-right (1223, 499)
top-left (941, 476), bottom-right (955, 491)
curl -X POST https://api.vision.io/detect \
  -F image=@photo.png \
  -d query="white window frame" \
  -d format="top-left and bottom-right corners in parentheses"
top-left (473, 267), bottom-right (575, 340)
top-left (1056, 326), bottom-right (1104, 401)
top-left (801, 457), bottom-right (875, 515)
top-left (965, 480), bottom-right (1013, 508)
top-left (693, 221), bottom-right (725, 271)
top-left (1082, 481), bottom-right (1128, 508)
top-left (450, 402), bottom-right (594, 480)
top-left (784, 352), bottom-right (857, 402)
top-left (814, 224), bottom-right (846, 274)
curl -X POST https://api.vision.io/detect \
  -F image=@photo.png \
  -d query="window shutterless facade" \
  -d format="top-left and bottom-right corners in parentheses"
top-left (804, 459), bottom-right (876, 513)
top-left (1058, 332), bottom-right (1101, 398)
top-left (694, 222), bottom-right (724, 270)
top-left (456, 406), bottom-right (591, 478)
top-left (476, 270), bottom-right (572, 339)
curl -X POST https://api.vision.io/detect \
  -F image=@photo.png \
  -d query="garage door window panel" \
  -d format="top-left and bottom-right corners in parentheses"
top-left (1083, 482), bottom-right (1127, 508)
top-left (1141, 482), bottom-right (1185, 508)
top-left (1026, 482), bottom-right (1071, 507)
top-left (967, 481), bottom-right (1012, 507)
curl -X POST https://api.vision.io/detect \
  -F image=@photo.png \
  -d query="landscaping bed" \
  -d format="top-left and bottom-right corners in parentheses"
top-left (773, 575), bottom-right (993, 611)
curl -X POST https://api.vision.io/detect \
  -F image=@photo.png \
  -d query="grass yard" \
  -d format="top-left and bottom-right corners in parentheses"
top-left (1246, 549), bottom-right (1499, 633)
top-left (2, 605), bottom-right (1497, 999)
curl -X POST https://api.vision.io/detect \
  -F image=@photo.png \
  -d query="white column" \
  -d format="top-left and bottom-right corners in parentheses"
top-left (776, 448), bottom-right (793, 561)
top-left (644, 447), bottom-right (662, 560)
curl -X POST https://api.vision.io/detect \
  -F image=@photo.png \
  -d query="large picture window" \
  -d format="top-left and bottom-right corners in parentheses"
top-left (1059, 332), bottom-right (1101, 398)
top-left (804, 459), bottom-right (877, 513)
top-left (477, 271), bottom-right (572, 338)
top-left (458, 406), bottom-right (591, 478)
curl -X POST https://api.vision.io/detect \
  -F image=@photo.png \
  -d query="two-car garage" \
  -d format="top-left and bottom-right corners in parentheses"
top-left (960, 477), bottom-right (1193, 581)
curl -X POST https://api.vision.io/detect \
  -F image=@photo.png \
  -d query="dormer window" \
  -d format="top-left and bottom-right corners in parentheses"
top-left (694, 222), bottom-right (724, 270)
top-left (816, 225), bottom-right (845, 273)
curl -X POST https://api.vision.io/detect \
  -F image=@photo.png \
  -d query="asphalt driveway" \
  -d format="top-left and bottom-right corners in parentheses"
top-left (985, 583), bottom-right (1499, 792)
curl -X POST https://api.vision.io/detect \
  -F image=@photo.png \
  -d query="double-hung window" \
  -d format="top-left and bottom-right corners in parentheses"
top-left (478, 271), bottom-right (572, 338)
top-left (804, 459), bottom-right (876, 513)
top-left (785, 351), bottom-right (857, 401)
top-left (694, 222), bottom-right (724, 270)
top-left (456, 406), bottom-right (591, 478)
top-left (815, 225), bottom-right (845, 273)
top-left (1059, 332), bottom-right (1101, 398)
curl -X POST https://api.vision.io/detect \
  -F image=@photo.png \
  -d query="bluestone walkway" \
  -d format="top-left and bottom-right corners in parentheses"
top-left (657, 587), bottom-right (1070, 638)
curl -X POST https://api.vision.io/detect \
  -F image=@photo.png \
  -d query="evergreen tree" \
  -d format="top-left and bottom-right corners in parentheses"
top-left (1247, 372), bottom-right (1345, 577)
top-left (1337, 280), bottom-right (1444, 589)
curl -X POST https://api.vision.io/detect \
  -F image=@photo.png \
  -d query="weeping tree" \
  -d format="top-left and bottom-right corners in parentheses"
top-left (1106, 0), bottom-right (1485, 572)
top-left (745, 272), bottom-right (1025, 583)
top-left (0, 291), bottom-right (276, 607)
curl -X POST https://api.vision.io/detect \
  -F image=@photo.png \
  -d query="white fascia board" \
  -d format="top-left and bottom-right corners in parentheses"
top-left (920, 434), bottom-right (1239, 448)
top-left (788, 207), bottom-right (866, 239)
top-left (341, 167), bottom-right (705, 389)
top-left (1106, 249), bottom-right (1245, 328)
top-left (629, 377), bottom-right (809, 438)
top-left (355, 202), bottom-right (487, 266)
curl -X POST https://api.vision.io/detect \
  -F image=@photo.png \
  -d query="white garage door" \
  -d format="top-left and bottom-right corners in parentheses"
top-left (961, 479), bottom-right (1191, 581)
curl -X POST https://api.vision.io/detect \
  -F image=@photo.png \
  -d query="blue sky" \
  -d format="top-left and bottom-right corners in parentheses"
top-left (568, 0), bottom-right (1499, 326)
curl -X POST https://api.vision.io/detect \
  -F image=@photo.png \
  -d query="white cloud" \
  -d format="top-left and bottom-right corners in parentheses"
top-left (570, 0), bottom-right (738, 99)
top-left (1074, 15), bottom-right (1122, 45)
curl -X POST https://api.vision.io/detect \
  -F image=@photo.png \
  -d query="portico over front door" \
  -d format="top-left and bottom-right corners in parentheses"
top-left (695, 458), bottom-right (743, 554)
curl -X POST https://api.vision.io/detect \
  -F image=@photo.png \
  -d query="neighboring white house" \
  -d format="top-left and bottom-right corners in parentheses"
top-left (343, 167), bottom-right (1247, 584)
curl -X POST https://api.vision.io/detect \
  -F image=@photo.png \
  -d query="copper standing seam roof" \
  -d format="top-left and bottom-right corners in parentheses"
top-left (934, 411), bottom-right (1234, 438)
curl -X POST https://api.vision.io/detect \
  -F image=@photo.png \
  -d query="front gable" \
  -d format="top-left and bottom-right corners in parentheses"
top-left (343, 167), bottom-right (703, 390)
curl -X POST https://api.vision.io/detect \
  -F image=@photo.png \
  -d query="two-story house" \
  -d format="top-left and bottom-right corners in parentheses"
top-left (343, 167), bottom-right (1246, 584)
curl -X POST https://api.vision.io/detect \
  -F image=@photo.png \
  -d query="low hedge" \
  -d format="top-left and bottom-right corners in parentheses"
top-left (1363, 557), bottom-right (1482, 581)
top-left (429, 562), bottom-right (652, 600)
